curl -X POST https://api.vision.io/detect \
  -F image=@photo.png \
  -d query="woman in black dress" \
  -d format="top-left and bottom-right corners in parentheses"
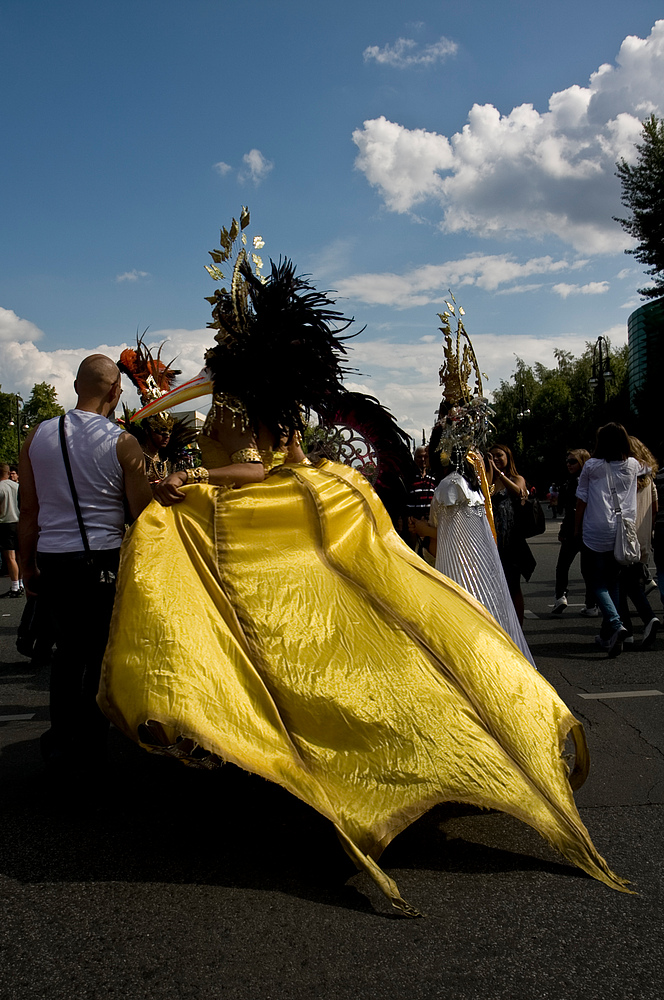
top-left (488, 443), bottom-right (534, 625)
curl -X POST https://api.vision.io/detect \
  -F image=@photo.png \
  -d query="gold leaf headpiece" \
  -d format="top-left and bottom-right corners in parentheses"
top-left (438, 293), bottom-right (485, 407)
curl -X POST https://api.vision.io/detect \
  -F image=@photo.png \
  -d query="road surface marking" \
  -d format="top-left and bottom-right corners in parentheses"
top-left (578, 690), bottom-right (663, 700)
top-left (0, 713), bottom-right (36, 721)
top-left (524, 610), bottom-right (539, 619)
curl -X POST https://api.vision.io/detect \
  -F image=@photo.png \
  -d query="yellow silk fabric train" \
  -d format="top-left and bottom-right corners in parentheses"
top-left (99, 459), bottom-right (627, 915)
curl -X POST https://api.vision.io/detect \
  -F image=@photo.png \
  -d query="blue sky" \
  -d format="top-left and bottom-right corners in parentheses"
top-left (2, 1), bottom-right (663, 436)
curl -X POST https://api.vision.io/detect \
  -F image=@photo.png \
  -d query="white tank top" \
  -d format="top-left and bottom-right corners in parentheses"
top-left (30, 409), bottom-right (125, 552)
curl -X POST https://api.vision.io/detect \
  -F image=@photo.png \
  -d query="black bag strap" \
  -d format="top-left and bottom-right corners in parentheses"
top-left (58, 414), bottom-right (91, 557)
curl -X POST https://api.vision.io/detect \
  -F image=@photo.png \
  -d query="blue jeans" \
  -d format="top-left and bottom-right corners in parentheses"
top-left (586, 548), bottom-right (623, 634)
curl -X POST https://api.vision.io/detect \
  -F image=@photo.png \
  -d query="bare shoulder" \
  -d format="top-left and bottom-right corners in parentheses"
top-left (116, 431), bottom-right (145, 465)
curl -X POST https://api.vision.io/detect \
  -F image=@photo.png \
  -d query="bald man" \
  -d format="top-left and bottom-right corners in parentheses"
top-left (19, 354), bottom-right (152, 768)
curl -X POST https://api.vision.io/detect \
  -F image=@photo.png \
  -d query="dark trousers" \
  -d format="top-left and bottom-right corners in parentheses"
top-left (619, 562), bottom-right (655, 635)
top-left (38, 549), bottom-right (120, 762)
top-left (555, 536), bottom-right (595, 606)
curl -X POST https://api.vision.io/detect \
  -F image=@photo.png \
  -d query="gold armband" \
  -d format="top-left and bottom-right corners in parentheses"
top-left (231, 447), bottom-right (262, 464)
top-left (187, 467), bottom-right (210, 484)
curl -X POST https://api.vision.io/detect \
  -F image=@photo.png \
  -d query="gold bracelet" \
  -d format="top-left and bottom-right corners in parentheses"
top-left (187, 466), bottom-right (210, 484)
top-left (231, 447), bottom-right (262, 464)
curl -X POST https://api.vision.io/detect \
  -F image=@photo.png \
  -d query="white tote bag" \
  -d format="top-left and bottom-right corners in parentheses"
top-left (605, 462), bottom-right (640, 566)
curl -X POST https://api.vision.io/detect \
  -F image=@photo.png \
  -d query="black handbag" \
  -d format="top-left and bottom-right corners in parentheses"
top-left (518, 496), bottom-right (546, 538)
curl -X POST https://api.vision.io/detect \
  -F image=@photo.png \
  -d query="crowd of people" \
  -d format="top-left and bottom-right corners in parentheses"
top-left (409, 426), bottom-right (662, 662)
top-left (3, 217), bottom-right (651, 916)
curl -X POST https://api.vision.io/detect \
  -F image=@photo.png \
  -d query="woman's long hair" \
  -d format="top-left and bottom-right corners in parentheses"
top-left (593, 423), bottom-right (633, 461)
top-left (567, 447), bottom-right (590, 470)
top-left (630, 436), bottom-right (658, 490)
top-left (489, 442), bottom-right (520, 481)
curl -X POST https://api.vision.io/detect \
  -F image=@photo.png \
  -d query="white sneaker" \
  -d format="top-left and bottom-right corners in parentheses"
top-left (580, 605), bottom-right (600, 618)
top-left (552, 595), bottom-right (568, 615)
top-left (641, 617), bottom-right (660, 649)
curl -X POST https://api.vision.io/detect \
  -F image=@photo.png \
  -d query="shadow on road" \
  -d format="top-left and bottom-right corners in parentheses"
top-left (0, 726), bottom-right (587, 918)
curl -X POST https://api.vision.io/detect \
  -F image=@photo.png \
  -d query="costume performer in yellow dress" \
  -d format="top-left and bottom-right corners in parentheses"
top-left (99, 212), bottom-right (627, 916)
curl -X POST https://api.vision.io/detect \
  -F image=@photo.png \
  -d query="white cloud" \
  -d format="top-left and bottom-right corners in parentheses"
top-left (353, 21), bottom-right (664, 253)
top-left (0, 326), bottom-right (213, 411)
top-left (213, 161), bottom-right (232, 176)
top-left (363, 35), bottom-right (457, 68)
top-left (240, 148), bottom-right (273, 185)
top-left (337, 253), bottom-right (587, 308)
top-left (0, 314), bottom-right (628, 443)
top-left (552, 281), bottom-right (610, 298)
top-left (0, 307), bottom-right (44, 343)
top-left (116, 270), bottom-right (149, 283)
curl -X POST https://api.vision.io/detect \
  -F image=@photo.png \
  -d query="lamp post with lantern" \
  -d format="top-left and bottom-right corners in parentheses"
top-left (7, 395), bottom-right (30, 462)
top-left (588, 336), bottom-right (614, 412)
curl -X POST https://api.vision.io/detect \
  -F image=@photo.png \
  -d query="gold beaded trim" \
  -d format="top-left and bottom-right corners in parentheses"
top-left (231, 447), bottom-right (262, 464)
top-left (187, 466), bottom-right (210, 484)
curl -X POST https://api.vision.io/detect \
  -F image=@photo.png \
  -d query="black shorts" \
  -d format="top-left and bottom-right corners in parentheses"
top-left (0, 522), bottom-right (18, 552)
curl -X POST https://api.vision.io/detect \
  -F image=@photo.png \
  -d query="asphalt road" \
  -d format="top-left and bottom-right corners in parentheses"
top-left (1, 520), bottom-right (662, 1000)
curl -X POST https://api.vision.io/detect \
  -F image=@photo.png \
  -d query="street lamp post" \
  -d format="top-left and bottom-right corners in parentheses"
top-left (588, 336), bottom-right (614, 408)
top-left (7, 395), bottom-right (30, 461)
top-left (516, 384), bottom-right (531, 422)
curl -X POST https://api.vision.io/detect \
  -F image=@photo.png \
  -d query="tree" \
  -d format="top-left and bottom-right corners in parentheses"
top-left (614, 114), bottom-right (664, 300)
top-left (0, 382), bottom-right (64, 463)
top-left (22, 382), bottom-right (65, 425)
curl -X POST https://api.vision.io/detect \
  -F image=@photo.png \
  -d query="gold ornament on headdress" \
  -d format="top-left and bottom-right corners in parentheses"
top-left (201, 207), bottom-right (270, 431)
top-left (438, 294), bottom-right (486, 407)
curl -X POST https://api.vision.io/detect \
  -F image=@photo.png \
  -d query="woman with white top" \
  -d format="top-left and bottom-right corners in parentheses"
top-left (410, 434), bottom-right (536, 667)
top-left (575, 423), bottom-right (643, 658)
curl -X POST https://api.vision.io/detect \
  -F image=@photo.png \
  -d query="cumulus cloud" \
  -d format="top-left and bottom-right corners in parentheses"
top-left (552, 281), bottom-right (610, 298)
top-left (353, 21), bottom-right (664, 252)
top-left (116, 270), bottom-right (149, 283)
top-left (213, 161), bottom-right (232, 176)
top-left (0, 310), bottom-right (628, 441)
top-left (363, 35), bottom-right (457, 68)
top-left (336, 253), bottom-right (587, 308)
top-left (240, 149), bottom-right (273, 185)
top-left (0, 307), bottom-right (44, 343)
top-left (0, 325), bottom-right (213, 411)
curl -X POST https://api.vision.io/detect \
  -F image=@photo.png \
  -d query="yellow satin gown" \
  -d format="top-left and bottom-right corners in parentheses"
top-left (99, 458), bottom-right (627, 914)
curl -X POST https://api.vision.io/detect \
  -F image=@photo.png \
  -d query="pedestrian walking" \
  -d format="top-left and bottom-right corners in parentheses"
top-left (551, 449), bottom-right (598, 617)
top-left (617, 437), bottom-right (660, 649)
top-left (0, 463), bottom-right (23, 598)
top-left (575, 423), bottom-right (643, 658)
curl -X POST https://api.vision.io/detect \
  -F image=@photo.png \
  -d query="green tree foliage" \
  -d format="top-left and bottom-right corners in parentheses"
top-left (615, 114), bottom-right (664, 300)
top-left (22, 382), bottom-right (65, 425)
top-left (0, 382), bottom-right (64, 462)
top-left (490, 342), bottom-right (632, 492)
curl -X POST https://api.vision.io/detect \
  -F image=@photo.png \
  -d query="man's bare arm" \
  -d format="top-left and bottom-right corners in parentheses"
top-left (18, 428), bottom-right (41, 595)
top-left (116, 433), bottom-right (153, 521)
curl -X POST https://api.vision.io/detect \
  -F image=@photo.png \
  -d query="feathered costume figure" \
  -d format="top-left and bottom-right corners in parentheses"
top-left (100, 211), bottom-right (627, 919)
top-left (117, 335), bottom-right (197, 482)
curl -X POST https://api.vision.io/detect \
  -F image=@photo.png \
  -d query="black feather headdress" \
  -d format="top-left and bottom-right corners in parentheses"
top-left (202, 211), bottom-right (356, 446)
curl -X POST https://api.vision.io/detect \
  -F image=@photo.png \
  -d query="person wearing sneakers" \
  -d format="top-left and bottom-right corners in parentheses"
top-left (551, 449), bottom-right (599, 618)
top-left (575, 423), bottom-right (644, 658)
top-left (0, 463), bottom-right (23, 598)
top-left (617, 437), bottom-right (660, 650)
